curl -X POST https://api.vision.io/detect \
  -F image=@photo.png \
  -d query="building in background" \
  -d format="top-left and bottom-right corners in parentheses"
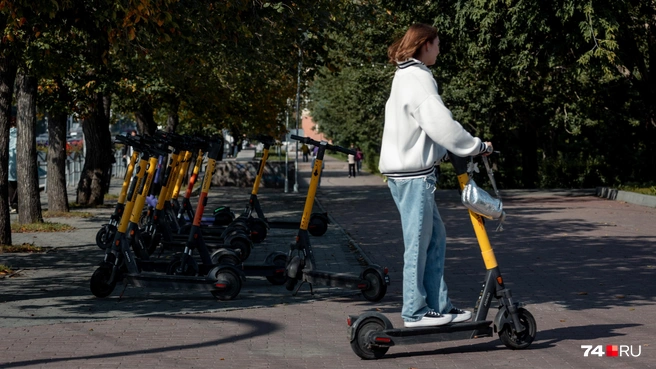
top-left (301, 109), bottom-right (331, 143)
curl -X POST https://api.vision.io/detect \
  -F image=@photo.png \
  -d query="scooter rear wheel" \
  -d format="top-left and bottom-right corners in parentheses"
top-left (285, 276), bottom-right (297, 291)
top-left (90, 265), bottom-right (116, 298)
top-left (211, 269), bottom-right (241, 300)
top-left (499, 307), bottom-right (537, 349)
top-left (361, 269), bottom-right (387, 302)
top-left (351, 318), bottom-right (389, 360)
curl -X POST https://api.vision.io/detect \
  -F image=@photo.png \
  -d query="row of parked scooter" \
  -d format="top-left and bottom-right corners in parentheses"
top-left (89, 131), bottom-right (390, 302)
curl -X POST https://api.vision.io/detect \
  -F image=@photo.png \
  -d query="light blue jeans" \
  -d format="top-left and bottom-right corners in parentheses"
top-left (388, 174), bottom-right (454, 322)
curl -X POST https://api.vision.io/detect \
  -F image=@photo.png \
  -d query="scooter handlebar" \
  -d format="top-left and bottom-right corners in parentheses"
top-left (115, 134), bottom-right (137, 145)
top-left (289, 135), bottom-right (356, 156)
top-left (253, 134), bottom-right (275, 146)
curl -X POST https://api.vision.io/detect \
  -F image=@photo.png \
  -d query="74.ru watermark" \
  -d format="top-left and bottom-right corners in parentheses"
top-left (581, 345), bottom-right (642, 357)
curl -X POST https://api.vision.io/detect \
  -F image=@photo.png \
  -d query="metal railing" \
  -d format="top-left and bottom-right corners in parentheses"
top-left (38, 151), bottom-right (127, 192)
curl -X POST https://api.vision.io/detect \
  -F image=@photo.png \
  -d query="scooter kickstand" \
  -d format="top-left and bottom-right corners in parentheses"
top-left (118, 283), bottom-right (129, 301)
top-left (292, 280), bottom-right (314, 297)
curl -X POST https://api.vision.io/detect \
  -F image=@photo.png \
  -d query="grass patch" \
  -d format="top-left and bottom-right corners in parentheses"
top-left (69, 202), bottom-right (113, 209)
top-left (10, 221), bottom-right (75, 233)
top-left (43, 210), bottom-right (93, 218)
top-left (327, 152), bottom-right (348, 162)
top-left (617, 184), bottom-right (656, 196)
top-left (0, 264), bottom-right (13, 274)
top-left (104, 193), bottom-right (119, 201)
top-left (0, 243), bottom-right (45, 253)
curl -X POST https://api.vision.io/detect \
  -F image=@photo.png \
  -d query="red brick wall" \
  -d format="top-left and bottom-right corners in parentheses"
top-left (301, 113), bottom-right (331, 143)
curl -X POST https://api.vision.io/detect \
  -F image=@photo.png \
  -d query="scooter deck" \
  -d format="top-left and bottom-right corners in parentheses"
top-left (163, 233), bottom-right (229, 244)
top-left (265, 220), bottom-right (299, 229)
top-left (240, 263), bottom-right (286, 277)
top-left (304, 269), bottom-right (364, 289)
top-left (125, 272), bottom-right (220, 291)
top-left (375, 320), bottom-right (493, 346)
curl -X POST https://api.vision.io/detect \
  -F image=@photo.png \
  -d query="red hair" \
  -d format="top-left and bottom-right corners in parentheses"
top-left (388, 24), bottom-right (439, 64)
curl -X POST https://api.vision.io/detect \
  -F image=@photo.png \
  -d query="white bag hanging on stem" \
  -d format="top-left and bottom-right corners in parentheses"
top-left (461, 156), bottom-right (506, 231)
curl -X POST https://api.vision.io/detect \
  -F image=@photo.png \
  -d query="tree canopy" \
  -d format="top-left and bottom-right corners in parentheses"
top-left (308, 0), bottom-right (656, 188)
top-left (1, 0), bottom-right (654, 193)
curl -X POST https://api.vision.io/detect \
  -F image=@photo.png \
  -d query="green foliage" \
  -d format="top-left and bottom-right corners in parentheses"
top-left (4, 1), bottom-right (654, 189)
top-left (309, 0), bottom-right (656, 189)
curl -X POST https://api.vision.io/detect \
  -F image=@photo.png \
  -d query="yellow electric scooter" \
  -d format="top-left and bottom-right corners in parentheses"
top-left (346, 152), bottom-right (536, 359)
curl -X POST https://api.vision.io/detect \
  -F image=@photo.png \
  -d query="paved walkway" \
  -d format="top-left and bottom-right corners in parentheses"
top-left (1, 154), bottom-right (655, 368)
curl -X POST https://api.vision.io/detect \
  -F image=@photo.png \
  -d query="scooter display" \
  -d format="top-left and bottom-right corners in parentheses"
top-left (284, 135), bottom-right (389, 302)
top-left (346, 153), bottom-right (537, 359)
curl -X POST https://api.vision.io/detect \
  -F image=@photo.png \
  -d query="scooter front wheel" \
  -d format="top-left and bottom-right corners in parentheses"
top-left (90, 265), bottom-right (116, 298)
top-left (350, 318), bottom-right (389, 360)
top-left (95, 224), bottom-right (116, 250)
top-left (265, 254), bottom-right (288, 285)
top-left (285, 276), bottom-right (297, 291)
top-left (167, 256), bottom-right (197, 276)
top-left (308, 215), bottom-right (328, 237)
top-left (211, 268), bottom-right (241, 300)
top-left (499, 307), bottom-right (537, 349)
top-left (249, 218), bottom-right (268, 243)
top-left (228, 237), bottom-right (252, 261)
top-left (211, 250), bottom-right (241, 266)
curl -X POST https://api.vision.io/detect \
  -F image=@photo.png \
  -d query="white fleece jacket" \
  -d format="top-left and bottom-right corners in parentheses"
top-left (379, 59), bottom-right (488, 178)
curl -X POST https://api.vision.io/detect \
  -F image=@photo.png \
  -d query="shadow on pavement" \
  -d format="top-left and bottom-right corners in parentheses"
top-left (0, 315), bottom-right (281, 368)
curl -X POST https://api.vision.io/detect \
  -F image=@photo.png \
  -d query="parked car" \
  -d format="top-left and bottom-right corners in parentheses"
top-left (36, 133), bottom-right (49, 145)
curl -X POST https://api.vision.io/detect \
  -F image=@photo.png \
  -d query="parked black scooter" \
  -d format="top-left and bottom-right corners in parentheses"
top-left (346, 153), bottom-right (536, 359)
top-left (284, 135), bottom-right (389, 302)
top-left (141, 134), bottom-right (253, 261)
top-left (95, 135), bottom-right (141, 249)
top-left (90, 140), bottom-right (244, 300)
top-left (234, 135), bottom-right (330, 241)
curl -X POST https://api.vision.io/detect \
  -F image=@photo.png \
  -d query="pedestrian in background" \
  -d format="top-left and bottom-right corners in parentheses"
top-left (348, 144), bottom-right (357, 178)
top-left (355, 146), bottom-right (363, 173)
top-left (301, 143), bottom-right (310, 162)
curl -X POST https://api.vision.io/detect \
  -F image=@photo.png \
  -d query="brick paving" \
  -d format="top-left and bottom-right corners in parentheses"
top-left (1, 154), bottom-right (655, 368)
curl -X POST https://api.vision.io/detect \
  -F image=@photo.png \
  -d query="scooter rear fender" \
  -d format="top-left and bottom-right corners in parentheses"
top-left (347, 312), bottom-right (394, 342)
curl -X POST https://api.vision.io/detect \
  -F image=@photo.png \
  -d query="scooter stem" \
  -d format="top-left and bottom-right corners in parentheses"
top-left (454, 168), bottom-right (498, 270)
top-left (301, 151), bottom-right (323, 230)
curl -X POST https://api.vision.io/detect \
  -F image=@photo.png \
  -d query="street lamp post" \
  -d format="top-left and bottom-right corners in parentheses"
top-left (293, 46), bottom-right (302, 193)
top-left (284, 99), bottom-right (290, 193)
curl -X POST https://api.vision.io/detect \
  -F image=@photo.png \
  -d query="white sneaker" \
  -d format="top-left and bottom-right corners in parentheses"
top-left (404, 310), bottom-right (453, 328)
top-left (448, 308), bottom-right (472, 323)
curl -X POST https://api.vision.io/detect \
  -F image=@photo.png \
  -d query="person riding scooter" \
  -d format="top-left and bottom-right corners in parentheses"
top-left (379, 23), bottom-right (493, 328)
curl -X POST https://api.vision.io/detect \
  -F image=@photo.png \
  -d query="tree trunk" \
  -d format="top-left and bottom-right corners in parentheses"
top-left (0, 56), bottom-right (17, 245)
top-left (166, 98), bottom-right (179, 133)
top-left (134, 101), bottom-right (157, 135)
top-left (16, 73), bottom-right (43, 224)
top-left (46, 109), bottom-right (70, 213)
top-left (76, 92), bottom-right (113, 206)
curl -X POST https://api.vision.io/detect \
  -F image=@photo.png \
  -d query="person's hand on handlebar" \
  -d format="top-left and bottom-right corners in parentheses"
top-left (483, 141), bottom-right (493, 156)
